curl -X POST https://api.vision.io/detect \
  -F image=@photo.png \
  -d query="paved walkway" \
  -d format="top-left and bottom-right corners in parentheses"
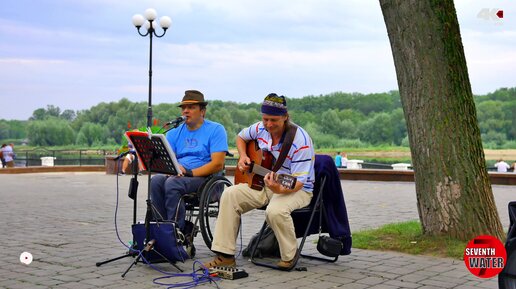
top-left (1, 172), bottom-right (514, 288)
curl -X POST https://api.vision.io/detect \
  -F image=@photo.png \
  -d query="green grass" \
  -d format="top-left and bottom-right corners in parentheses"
top-left (317, 146), bottom-right (411, 153)
top-left (352, 220), bottom-right (467, 260)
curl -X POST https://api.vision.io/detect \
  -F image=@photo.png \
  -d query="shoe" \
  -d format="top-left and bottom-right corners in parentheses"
top-left (203, 254), bottom-right (236, 268)
top-left (277, 259), bottom-right (295, 270)
top-left (118, 172), bottom-right (126, 176)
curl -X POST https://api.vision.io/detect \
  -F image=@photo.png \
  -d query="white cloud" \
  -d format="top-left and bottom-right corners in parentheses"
top-left (0, 0), bottom-right (514, 120)
top-left (0, 58), bottom-right (67, 65)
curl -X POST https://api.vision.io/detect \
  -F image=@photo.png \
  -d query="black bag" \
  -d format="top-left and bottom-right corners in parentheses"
top-left (317, 235), bottom-right (343, 257)
top-left (315, 201), bottom-right (343, 257)
top-left (132, 221), bottom-right (190, 263)
top-left (242, 226), bottom-right (281, 258)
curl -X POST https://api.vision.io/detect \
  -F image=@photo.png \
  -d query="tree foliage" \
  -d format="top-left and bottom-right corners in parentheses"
top-left (76, 122), bottom-right (110, 146)
top-left (26, 117), bottom-right (75, 146)
top-left (0, 89), bottom-right (514, 148)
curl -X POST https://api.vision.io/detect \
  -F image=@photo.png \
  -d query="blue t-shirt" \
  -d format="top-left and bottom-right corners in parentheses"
top-left (166, 119), bottom-right (228, 170)
top-left (335, 155), bottom-right (342, 167)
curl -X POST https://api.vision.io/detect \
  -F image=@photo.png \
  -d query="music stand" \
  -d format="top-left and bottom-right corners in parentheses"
top-left (122, 131), bottom-right (182, 276)
top-left (126, 131), bottom-right (181, 175)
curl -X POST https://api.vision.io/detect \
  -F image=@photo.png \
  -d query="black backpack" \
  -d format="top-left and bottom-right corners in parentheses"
top-left (242, 226), bottom-right (281, 258)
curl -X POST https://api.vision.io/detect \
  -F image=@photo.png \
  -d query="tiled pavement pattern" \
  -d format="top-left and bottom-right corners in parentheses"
top-left (1, 172), bottom-right (514, 288)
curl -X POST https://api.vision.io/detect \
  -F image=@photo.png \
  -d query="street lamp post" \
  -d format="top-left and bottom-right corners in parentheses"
top-left (122, 9), bottom-right (178, 277)
top-left (132, 8), bottom-right (171, 128)
top-left (95, 10), bottom-right (173, 276)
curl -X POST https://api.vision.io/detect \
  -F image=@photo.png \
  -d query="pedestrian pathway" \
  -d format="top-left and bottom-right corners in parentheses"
top-left (1, 172), bottom-right (513, 288)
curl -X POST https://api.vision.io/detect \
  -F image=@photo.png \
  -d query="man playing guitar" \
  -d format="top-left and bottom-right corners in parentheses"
top-left (204, 93), bottom-right (315, 270)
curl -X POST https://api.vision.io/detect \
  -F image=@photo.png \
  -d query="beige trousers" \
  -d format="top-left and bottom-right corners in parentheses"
top-left (211, 183), bottom-right (312, 261)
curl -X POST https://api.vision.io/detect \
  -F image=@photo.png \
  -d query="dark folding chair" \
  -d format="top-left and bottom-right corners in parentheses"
top-left (250, 154), bottom-right (352, 271)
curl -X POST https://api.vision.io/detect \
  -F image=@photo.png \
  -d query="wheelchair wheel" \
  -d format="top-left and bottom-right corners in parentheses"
top-left (199, 176), bottom-right (232, 249)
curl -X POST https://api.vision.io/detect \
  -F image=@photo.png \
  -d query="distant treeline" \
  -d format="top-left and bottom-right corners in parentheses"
top-left (1, 88), bottom-right (515, 149)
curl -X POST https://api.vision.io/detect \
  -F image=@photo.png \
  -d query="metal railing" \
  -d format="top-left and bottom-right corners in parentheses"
top-left (8, 153), bottom-right (412, 170)
top-left (13, 148), bottom-right (111, 167)
top-left (361, 162), bottom-right (398, 170)
top-left (9, 148), bottom-right (236, 168)
top-left (8, 148), bottom-right (511, 172)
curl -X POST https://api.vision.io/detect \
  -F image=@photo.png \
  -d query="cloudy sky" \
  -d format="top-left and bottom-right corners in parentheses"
top-left (1, 0), bottom-right (514, 120)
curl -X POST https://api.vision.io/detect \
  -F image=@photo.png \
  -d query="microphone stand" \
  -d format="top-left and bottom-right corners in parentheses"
top-left (162, 121), bottom-right (184, 134)
top-left (157, 118), bottom-right (185, 134)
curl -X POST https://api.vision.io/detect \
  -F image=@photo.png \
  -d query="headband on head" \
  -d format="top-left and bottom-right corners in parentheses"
top-left (261, 93), bottom-right (287, 115)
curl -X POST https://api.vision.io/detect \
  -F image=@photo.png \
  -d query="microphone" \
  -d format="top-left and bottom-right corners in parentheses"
top-left (166, 116), bottom-right (186, 126)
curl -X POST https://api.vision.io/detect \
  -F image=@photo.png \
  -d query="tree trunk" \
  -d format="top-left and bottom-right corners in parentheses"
top-left (379, 0), bottom-right (504, 240)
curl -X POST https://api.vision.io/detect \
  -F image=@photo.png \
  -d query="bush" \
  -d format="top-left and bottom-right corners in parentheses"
top-left (337, 138), bottom-right (368, 148)
top-left (401, 135), bottom-right (410, 147)
top-left (501, 140), bottom-right (516, 149)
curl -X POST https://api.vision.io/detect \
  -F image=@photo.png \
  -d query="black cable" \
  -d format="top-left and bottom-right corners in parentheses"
top-left (114, 158), bottom-right (138, 253)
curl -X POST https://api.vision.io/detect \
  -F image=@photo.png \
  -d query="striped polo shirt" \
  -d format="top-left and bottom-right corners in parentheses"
top-left (238, 122), bottom-right (315, 192)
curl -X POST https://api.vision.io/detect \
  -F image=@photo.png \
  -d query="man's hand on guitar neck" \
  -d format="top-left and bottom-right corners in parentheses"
top-left (264, 172), bottom-right (298, 194)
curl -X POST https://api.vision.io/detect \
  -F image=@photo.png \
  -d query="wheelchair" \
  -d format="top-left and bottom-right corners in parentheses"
top-left (181, 172), bottom-right (232, 257)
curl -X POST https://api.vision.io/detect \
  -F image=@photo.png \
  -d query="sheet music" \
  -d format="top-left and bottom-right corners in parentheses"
top-left (125, 131), bottom-right (182, 175)
top-left (152, 133), bottom-right (182, 174)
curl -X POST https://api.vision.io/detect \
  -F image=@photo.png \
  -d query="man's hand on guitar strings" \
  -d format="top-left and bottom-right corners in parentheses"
top-left (238, 156), bottom-right (251, 173)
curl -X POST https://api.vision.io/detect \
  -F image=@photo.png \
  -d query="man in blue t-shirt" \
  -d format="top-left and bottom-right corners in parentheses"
top-left (150, 90), bottom-right (228, 230)
top-left (335, 152), bottom-right (342, 168)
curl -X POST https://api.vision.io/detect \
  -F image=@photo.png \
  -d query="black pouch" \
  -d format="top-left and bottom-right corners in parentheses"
top-left (317, 235), bottom-right (343, 257)
top-left (131, 221), bottom-right (190, 263)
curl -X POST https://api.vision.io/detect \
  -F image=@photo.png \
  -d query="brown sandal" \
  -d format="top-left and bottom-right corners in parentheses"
top-left (203, 255), bottom-right (236, 268)
top-left (277, 259), bottom-right (295, 270)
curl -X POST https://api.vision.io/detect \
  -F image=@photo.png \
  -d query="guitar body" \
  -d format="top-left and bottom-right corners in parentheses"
top-left (234, 141), bottom-right (273, 190)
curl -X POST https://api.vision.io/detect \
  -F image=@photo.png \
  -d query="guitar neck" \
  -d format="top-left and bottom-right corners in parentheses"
top-left (249, 162), bottom-right (297, 190)
top-left (251, 164), bottom-right (272, 177)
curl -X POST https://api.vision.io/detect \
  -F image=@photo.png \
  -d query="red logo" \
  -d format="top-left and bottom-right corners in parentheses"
top-left (497, 10), bottom-right (504, 19)
top-left (464, 235), bottom-right (506, 278)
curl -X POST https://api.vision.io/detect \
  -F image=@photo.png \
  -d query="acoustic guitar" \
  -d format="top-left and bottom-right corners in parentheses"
top-left (234, 140), bottom-right (297, 190)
